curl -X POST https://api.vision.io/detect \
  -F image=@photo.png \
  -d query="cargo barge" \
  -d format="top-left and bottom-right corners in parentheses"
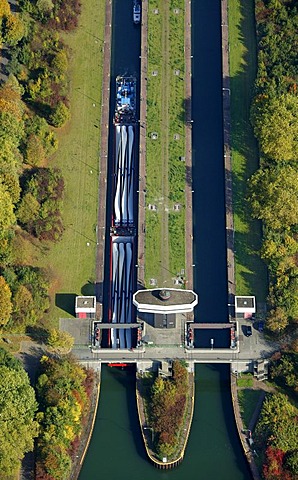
top-left (108, 76), bottom-right (139, 349)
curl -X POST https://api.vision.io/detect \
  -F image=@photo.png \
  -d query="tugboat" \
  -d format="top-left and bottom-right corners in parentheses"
top-left (133, 0), bottom-right (141, 24)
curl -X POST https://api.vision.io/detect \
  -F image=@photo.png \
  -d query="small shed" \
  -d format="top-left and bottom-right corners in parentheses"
top-left (235, 296), bottom-right (256, 319)
top-left (75, 296), bottom-right (96, 319)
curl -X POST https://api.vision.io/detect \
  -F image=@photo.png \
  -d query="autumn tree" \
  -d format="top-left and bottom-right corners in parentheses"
top-left (149, 361), bottom-right (189, 459)
top-left (251, 94), bottom-right (298, 162)
top-left (249, 165), bottom-right (298, 230)
top-left (50, 100), bottom-right (70, 127)
top-left (0, 0), bottom-right (10, 17)
top-left (266, 306), bottom-right (288, 333)
top-left (2, 14), bottom-right (25, 46)
top-left (47, 328), bottom-right (74, 353)
top-left (0, 182), bottom-right (16, 233)
top-left (17, 168), bottom-right (64, 240)
top-left (36, 356), bottom-right (91, 479)
top-left (24, 134), bottom-right (46, 166)
top-left (0, 275), bottom-right (12, 330)
top-left (12, 284), bottom-right (35, 328)
top-left (16, 192), bottom-right (40, 225)
top-left (0, 361), bottom-right (38, 476)
top-left (256, 393), bottom-right (298, 453)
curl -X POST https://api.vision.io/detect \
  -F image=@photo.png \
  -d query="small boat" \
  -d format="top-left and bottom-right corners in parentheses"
top-left (133, 0), bottom-right (141, 24)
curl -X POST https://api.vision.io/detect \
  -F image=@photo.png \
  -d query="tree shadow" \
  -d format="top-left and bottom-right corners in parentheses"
top-left (81, 282), bottom-right (95, 296)
top-left (26, 325), bottom-right (49, 344)
top-left (94, 281), bottom-right (103, 302)
top-left (228, 1), bottom-right (268, 300)
top-left (55, 293), bottom-right (77, 316)
top-left (186, 164), bottom-right (192, 187)
top-left (178, 95), bottom-right (191, 124)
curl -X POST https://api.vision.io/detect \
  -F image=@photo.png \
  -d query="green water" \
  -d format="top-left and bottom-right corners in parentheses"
top-left (79, 365), bottom-right (251, 479)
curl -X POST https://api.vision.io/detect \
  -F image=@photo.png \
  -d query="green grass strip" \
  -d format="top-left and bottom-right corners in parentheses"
top-left (238, 388), bottom-right (262, 429)
top-left (228, 0), bottom-right (267, 301)
top-left (35, 0), bottom-right (105, 323)
top-left (145, 0), bottom-right (186, 285)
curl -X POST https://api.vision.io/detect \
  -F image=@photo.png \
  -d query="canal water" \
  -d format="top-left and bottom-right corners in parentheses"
top-left (79, 365), bottom-right (251, 479)
top-left (80, 0), bottom-right (252, 478)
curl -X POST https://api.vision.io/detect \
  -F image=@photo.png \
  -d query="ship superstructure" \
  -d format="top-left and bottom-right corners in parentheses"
top-left (133, 0), bottom-right (141, 24)
top-left (114, 76), bottom-right (136, 125)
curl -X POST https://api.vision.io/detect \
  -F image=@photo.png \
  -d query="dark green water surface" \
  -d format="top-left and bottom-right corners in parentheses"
top-left (80, 0), bottom-right (252, 478)
top-left (79, 365), bottom-right (251, 479)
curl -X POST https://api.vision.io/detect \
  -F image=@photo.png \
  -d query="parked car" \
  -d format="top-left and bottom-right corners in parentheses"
top-left (258, 321), bottom-right (264, 333)
top-left (245, 325), bottom-right (252, 337)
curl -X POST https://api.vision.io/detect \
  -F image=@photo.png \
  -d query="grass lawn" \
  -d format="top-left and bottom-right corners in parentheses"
top-left (145, 0), bottom-right (186, 286)
top-left (33, 0), bottom-right (105, 323)
top-left (236, 373), bottom-right (253, 388)
top-left (228, 0), bottom-right (267, 302)
top-left (238, 388), bottom-right (262, 429)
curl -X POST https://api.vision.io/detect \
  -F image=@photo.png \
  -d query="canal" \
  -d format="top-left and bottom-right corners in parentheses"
top-left (80, 0), bottom-right (252, 478)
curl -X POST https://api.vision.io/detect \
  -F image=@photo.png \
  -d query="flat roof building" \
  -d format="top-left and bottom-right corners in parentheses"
top-left (75, 296), bottom-right (96, 318)
top-left (235, 296), bottom-right (256, 316)
top-left (133, 288), bottom-right (198, 314)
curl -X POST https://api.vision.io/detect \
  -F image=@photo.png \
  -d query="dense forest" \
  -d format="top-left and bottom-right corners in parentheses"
top-left (250, 0), bottom-right (298, 333)
top-left (0, 347), bottom-right (94, 479)
top-left (251, 2), bottom-right (298, 479)
top-left (35, 355), bottom-right (95, 480)
top-left (0, 0), bottom-right (80, 336)
top-left (0, 1), bottom-right (94, 478)
top-left (0, 347), bottom-right (38, 476)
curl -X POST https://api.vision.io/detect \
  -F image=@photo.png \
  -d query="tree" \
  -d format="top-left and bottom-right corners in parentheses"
top-left (0, 182), bottom-right (16, 234)
top-left (285, 450), bottom-right (298, 476)
top-left (3, 14), bottom-right (25, 46)
top-left (47, 328), bottom-right (74, 353)
top-left (25, 134), bottom-right (46, 166)
top-left (249, 165), bottom-right (298, 230)
top-left (251, 94), bottom-right (298, 162)
top-left (0, 0), bottom-right (10, 17)
top-left (0, 172), bottom-right (20, 202)
top-left (0, 138), bottom-right (21, 173)
top-left (256, 393), bottom-right (298, 453)
top-left (0, 110), bottom-right (24, 146)
top-left (0, 275), bottom-right (12, 330)
top-left (16, 192), bottom-right (40, 226)
top-left (266, 306), bottom-right (288, 332)
top-left (0, 365), bottom-right (38, 476)
top-left (51, 50), bottom-right (68, 80)
top-left (36, 356), bottom-right (90, 479)
top-left (49, 101), bottom-right (70, 127)
top-left (36, 0), bottom-right (54, 18)
top-left (12, 284), bottom-right (35, 327)
top-left (25, 114), bottom-right (58, 156)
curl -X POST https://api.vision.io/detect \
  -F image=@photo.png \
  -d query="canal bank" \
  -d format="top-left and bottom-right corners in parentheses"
top-left (221, 1), bottom-right (260, 478)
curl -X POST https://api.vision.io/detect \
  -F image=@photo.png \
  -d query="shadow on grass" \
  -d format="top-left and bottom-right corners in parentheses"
top-left (229, 0), bottom-right (268, 301)
top-left (55, 293), bottom-right (77, 316)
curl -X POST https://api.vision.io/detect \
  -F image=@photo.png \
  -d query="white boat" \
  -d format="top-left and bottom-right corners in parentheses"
top-left (133, 1), bottom-right (141, 24)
